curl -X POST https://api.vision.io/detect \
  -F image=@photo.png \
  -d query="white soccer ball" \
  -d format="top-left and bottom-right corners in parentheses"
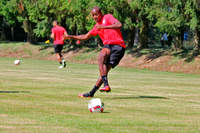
top-left (14, 60), bottom-right (20, 65)
top-left (88, 98), bottom-right (104, 113)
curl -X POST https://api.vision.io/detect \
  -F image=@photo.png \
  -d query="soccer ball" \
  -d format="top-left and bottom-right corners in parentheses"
top-left (14, 60), bottom-right (20, 65)
top-left (88, 98), bottom-right (104, 113)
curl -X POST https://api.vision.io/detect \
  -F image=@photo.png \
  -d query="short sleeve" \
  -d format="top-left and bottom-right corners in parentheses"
top-left (106, 14), bottom-right (120, 25)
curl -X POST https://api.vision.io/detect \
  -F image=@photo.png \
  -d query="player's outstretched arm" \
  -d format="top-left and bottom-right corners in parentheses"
top-left (64, 32), bottom-right (92, 41)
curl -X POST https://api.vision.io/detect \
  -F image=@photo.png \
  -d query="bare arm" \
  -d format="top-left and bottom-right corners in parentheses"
top-left (64, 32), bottom-right (93, 41)
top-left (96, 21), bottom-right (122, 29)
top-left (50, 33), bottom-right (54, 39)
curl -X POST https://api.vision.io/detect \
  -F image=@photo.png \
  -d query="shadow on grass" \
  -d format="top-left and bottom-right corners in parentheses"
top-left (172, 49), bottom-right (200, 62)
top-left (39, 44), bottom-right (52, 50)
top-left (127, 48), bottom-right (167, 61)
top-left (62, 44), bottom-right (99, 54)
top-left (27, 41), bottom-right (200, 63)
top-left (110, 95), bottom-right (168, 100)
top-left (127, 47), bottom-right (200, 63)
top-left (0, 91), bottom-right (30, 93)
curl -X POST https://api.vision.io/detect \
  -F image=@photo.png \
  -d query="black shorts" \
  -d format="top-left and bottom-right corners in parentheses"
top-left (54, 44), bottom-right (63, 53)
top-left (104, 44), bottom-right (125, 68)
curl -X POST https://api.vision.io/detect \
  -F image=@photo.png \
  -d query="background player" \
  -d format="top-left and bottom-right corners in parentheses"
top-left (51, 20), bottom-right (68, 69)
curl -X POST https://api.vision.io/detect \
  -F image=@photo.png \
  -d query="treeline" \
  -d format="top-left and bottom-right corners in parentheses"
top-left (0, 0), bottom-right (200, 51)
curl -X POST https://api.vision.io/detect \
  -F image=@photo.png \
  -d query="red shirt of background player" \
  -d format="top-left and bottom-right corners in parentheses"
top-left (89, 14), bottom-right (126, 48)
top-left (51, 25), bottom-right (66, 45)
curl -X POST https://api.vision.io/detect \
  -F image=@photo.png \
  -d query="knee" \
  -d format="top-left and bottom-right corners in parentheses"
top-left (98, 51), bottom-right (105, 59)
top-left (99, 48), bottom-right (110, 59)
top-left (98, 52), bottom-right (108, 64)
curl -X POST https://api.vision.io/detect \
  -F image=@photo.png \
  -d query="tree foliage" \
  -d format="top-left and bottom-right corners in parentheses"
top-left (0, 0), bottom-right (200, 52)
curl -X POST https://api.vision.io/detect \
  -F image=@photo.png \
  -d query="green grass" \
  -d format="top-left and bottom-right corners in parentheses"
top-left (0, 41), bottom-right (54, 58)
top-left (71, 48), bottom-right (98, 61)
top-left (0, 57), bottom-right (200, 133)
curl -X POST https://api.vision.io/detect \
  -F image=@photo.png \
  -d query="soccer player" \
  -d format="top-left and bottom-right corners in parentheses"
top-left (64, 6), bottom-right (126, 97)
top-left (51, 20), bottom-right (68, 68)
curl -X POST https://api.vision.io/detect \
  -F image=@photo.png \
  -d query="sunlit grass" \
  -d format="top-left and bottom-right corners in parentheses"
top-left (0, 57), bottom-right (200, 133)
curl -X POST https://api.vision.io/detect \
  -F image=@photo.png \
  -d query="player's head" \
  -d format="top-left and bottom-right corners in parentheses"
top-left (91, 6), bottom-right (103, 23)
top-left (52, 20), bottom-right (58, 26)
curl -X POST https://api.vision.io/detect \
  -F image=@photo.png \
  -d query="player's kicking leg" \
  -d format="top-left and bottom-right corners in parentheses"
top-left (79, 77), bottom-right (103, 98)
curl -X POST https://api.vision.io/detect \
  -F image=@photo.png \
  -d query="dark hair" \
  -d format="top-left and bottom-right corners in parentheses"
top-left (91, 6), bottom-right (102, 14)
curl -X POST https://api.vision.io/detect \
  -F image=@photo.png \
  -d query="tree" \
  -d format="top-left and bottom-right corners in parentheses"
top-left (0, 0), bottom-right (19, 40)
top-left (185, 0), bottom-right (200, 52)
top-left (67, 0), bottom-right (91, 34)
top-left (13, 0), bottom-right (36, 43)
top-left (129, 0), bottom-right (153, 49)
top-left (152, 0), bottom-right (189, 50)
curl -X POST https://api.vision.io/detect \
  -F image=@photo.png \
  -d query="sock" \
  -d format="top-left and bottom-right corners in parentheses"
top-left (59, 62), bottom-right (62, 65)
top-left (89, 85), bottom-right (99, 96)
top-left (102, 75), bottom-right (109, 87)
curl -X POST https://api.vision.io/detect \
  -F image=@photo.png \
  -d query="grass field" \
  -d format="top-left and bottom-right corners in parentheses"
top-left (0, 57), bottom-right (200, 133)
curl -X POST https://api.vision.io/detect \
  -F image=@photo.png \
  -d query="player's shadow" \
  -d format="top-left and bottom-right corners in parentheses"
top-left (0, 91), bottom-right (30, 93)
top-left (110, 95), bottom-right (168, 100)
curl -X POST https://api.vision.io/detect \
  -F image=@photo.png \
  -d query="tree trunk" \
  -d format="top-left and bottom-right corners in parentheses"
top-left (173, 33), bottom-right (184, 51)
top-left (138, 27), bottom-right (148, 49)
top-left (127, 28), bottom-right (135, 48)
top-left (0, 21), bottom-right (6, 40)
top-left (0, 29), bottom-right (6, 40)
top-left (167, 35), bottom-right (173, 47)
top-left (137, 16), bottom-right (149, 49)
top-left (11, 27), bottom-right (14, 41)
top-left (23, 19), bottom-right (35, 43)
top-left (193, 29), bottom-right (200, 52)
top-left (134, 27), bottom-right (139, 46)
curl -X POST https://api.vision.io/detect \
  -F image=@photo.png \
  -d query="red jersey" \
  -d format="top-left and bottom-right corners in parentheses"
top-left (51, 25), bottom-right (66, 45)
top-left (89, 14), bottom-right (126, 48)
